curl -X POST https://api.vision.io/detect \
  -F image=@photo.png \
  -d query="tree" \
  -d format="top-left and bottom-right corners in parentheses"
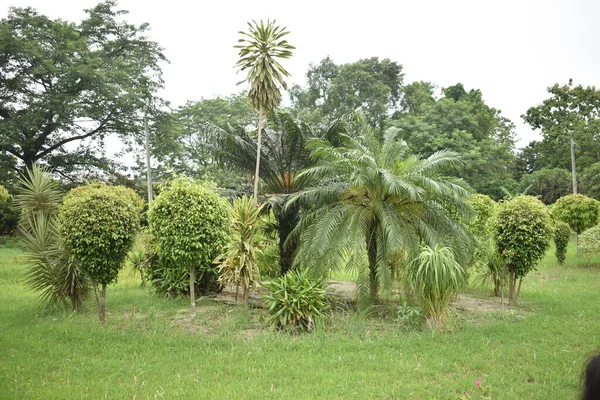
top-left (147, 177), bottom-right (231, 311)
top-left (518, 168), bottom-right (572, 205)
top-left (493, 196), bottom-right (552, 304)
top-left (290, 57), bottom-right (404, 127)
top-left (0, 185), bottom-right (18, 235)
top-left (522, 81), bottom-right (600, 193)
top-left (398, 81), bottom-right (436, 116)
top-left (290, 121), bottom-right (472, 307)
top-left (0, 1), bottom-right (165, 179)
top-left (580, 162), bottom-right (600, 200)
top-left (234, 19), bottom-right (295, 200)
top-left (552, 194), bottom-right (600, 256)
top-left (553, 221), bottom-right (571, 266)
top-left (58, 183), bottom-right (142, 323)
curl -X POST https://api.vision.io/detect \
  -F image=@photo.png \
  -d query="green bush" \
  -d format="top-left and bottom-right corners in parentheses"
top-left (408, 245), bottom-right (466, 329)
top-left (519, 168), bottom-right (572, 205)
top-left (553, 221), bottom-right (571, 265)
top-left (552, 194), bottom-right (599, 235)
top-left (0, 185), bottom-right (18, 235)
top-left (58, 183), bottom-right (142, 323)
top-left (264, 269), bottom-right (330, 332)
top-left (580, 225), bottom-right (600, 255)
top-left (494, 196), bottom-right (552, 303)
top-left (471, 239), bottom-right (505, 297)
top-left (580, 162), bottom-right (600, 200)
top-left (148, 177), bottom-right (231, 308)
top-left (466, 194), bottom-right (497, 240)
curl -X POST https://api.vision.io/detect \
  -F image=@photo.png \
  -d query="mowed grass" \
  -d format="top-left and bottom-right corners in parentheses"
top-left (1, 238), bottom-right (599, 399)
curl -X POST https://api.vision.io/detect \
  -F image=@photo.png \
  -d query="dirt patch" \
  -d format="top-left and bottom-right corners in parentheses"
top-left (328, 280), bottom-right (356, 301)
top-left (451, 294), bottom-right (511, 313)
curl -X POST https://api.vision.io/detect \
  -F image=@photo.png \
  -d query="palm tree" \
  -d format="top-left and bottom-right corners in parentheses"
top-left (289, 121), bottom-right (473, 307)
top-left (234, 19), bottom-right (295, 200)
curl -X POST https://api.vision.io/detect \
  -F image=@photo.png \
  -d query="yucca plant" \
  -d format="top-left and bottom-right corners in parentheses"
top-left (263, 268), bottom-right (330, 332)
top-left (471, 239), bottom-right (505, 297)
top-left (215, 196), bottom-right (263, 304)
top-left (408, 244), bottom-right (466, 329)
top-left (16, 165), bottom-right (89, 310)
top-left (235, 19), bottom-right (295, 200)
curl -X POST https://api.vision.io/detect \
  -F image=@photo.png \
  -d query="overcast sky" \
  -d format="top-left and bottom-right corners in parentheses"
top-left (2, 0), bottom-right (600, 148)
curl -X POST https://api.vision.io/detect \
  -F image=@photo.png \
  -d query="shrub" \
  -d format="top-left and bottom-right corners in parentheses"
top-left (0, 185), bottom-right (18, 235)
top-left (580, 225), bottom-right (600, 255)
top-left (59, 183), bottom-right (142, 323)
top-left (148, 177), bottom-right (231, 308)
top-left (494, 196), bottom-right (552, 304)
top-left (519, 168), bottom-right (572, 205)
top-left (553, 221), bottom-right (571, 265)
top-left (466, 194), bottom-right (497, 240)
top-left (215, 196), bottom-right (263, 304)
top-left (264, 269), bottom-right (330, 332)
top-left (16, 166), bottom-right (89, 311)
top-left (580, 162), bottom-right (600, 200)
top-left (552, 194), bottom-right (600, 256)
top-left (471, 239), bottom-right (505, 297)
top-left (408, 245), bottom-right (466, 329)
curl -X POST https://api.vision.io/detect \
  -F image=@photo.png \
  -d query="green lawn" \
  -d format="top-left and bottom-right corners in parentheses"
top-left (1, 239), bottom-right (599, 399)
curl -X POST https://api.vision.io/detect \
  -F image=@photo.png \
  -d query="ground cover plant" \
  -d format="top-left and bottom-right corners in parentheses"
top-left (1, 237), bottom-right (599, 399)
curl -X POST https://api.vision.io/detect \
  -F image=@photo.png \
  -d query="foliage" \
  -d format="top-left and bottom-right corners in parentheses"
top-left (0, 184), bottom-right (18, 235)
top-left (518, 168), bottom-right (572, 205)
top-left (522, 81), bottom-right (600, 174)
top-left (579, 225), bottom-right (600, 255)
top-left (58, 183), bottom-right (142, 322)
top-left (465, 194), bottom-right (497, 239)
top-left (396, 302), bottom-right (424, 328)
top-left (16, 165), bottom-right (89, 310)
top-left (289, 56), bottom-right (404, 127)
top-left (408, 245), bottom-right (466, 328)
top-left (471, 239), bottom-right (505, 297)
top-left (147, 177), bottom-right (231, 305)
top-left (0, 1), bottom-right (165, 178)
top-left (493, 196), bottom-right (552, 303)
top-left (263, 268), bottom-right (330, 332)
top-left (291, 121), bottom-right (473, 308)
top-left (580, 162), bottom-right (600, 200)
top-left (552, 194), bottom-right (600, 235)
top-left (215, 196), bottom-right (263, 304)
top-left (553, 221), bottom-right (571, 266)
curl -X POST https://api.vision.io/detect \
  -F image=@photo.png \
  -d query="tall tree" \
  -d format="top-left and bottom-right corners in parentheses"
top-left (522, 81), bottom-right (600, 193)
top-left (0, 1), bottom-right (165, 179)
top-left (289, 120), bottom-right (472, 307)
top-left (234, 20), bottom-right (295, 200)
top-left (290, 57), bottom-right (404, 128)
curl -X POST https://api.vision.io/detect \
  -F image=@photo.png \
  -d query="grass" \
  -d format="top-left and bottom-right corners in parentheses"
top-left (1, 238), bottom-right (599, 399)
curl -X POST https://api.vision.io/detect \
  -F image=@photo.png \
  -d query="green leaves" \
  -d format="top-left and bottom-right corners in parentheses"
top-left (553, 221), bottom-right (571, 265)
top-left (552, 194), bottom-right (600, 235)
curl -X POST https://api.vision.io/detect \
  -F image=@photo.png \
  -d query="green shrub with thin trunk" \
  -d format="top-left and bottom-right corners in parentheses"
top-left (466, 193), bottom-right (497, 240)
top-left (264, 268), bottom-right (330, 332)
top-left (408, 245), bottom-right (466, 329)
top-left (553, 221), bottom-right (571, 265)
top-left (0, 185), bottom-right (18, 235)
top-left (58, 183), bottom-right (142, 323)
top-left (552, 194), bottom-right (599, 256)
top-left (147, 177), bottom-right (231, 309)
top-left (580, 225), bottom-right (600, 255)
top-left (493, 196), bottom-right (552, 304)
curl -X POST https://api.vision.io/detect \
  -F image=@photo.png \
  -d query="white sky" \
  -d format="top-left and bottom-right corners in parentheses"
top-left (2, 0), bottom-right (600, 149)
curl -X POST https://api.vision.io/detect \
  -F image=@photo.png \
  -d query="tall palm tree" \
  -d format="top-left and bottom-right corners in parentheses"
top-left (289, 121), bottom-right (473, 307)
top-left (235, 19), bottom-right (295, 200)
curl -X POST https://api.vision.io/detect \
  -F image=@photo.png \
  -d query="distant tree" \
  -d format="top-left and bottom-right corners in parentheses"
top-left (518, 168), bottom-right (572, 204)
top-left (398, 81), bottom-right (436, 116)
top-left (552, 194), bottom-right (600, 256)
top-left (290, 57), bottom-right (404, 127)
top-left (580, 162), bottom-right (600, 200)
top-left (235, 19), bottom-right (295, 200)
top-left (0, 1), bottom-right (165, 179)
top-left (522, 81), bottom-right (600, 193)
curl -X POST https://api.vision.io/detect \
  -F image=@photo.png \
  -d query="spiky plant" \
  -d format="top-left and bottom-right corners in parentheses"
top-left (408, 245), bottom-right (466, 329)
top-left (235, 19), bottom-right (295, 200)
top-left (290, 121), bottom-right (473, 308)
top-left (215, 196), bottom-right (263, 304)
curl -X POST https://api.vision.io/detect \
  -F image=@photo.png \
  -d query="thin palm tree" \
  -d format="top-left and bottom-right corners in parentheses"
top-left (235, 19), bottom-right (295, 200)
top-left (289, 121), bottom-right (473, 307)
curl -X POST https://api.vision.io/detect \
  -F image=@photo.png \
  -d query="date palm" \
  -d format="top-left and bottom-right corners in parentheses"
top-left (289, 122), bottom-right (473, 307)
top-left (235, 19), bottom-right (295, 199)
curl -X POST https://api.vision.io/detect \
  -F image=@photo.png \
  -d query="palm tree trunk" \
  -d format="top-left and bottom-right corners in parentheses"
top-left (278, 202), bottom-right (299, 275)
top-left (253, 109), bottom-right (264, 200)
top-left (367, 227), bottom-right (378, 302)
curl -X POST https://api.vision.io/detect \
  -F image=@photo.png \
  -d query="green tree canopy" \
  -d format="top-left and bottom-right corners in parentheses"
top-left (519, 168), bottom-right (572, 205)
top-left (0, 1), bottom-right (165, 179)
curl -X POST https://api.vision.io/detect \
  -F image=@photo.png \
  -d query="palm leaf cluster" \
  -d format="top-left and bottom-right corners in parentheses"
top-left (289, 122), bottom-right (473, 307)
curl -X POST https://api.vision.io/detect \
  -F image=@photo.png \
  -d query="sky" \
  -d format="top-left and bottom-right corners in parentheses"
top-left (2, 0), bottom-right (600, 148)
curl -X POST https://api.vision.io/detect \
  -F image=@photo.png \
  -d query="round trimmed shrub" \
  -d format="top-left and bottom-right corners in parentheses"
top-left (553, 221), bottom-right (571, 266)
top-left (552, 194), bottom-right (600, 235)
top-left (580, 225), bottom-right (600, 255)
top-left (58, 183), bottom-right (142, 323)
top-left (0, 185), bottom-right (18, 235)
top-left (147, 177), bottom-right (231, 307)
top-left (493, 196), bottom-right (552, 303)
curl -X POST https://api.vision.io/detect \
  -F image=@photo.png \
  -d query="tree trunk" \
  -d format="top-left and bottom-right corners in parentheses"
top-left (516, 277), bottom-right (523, 300)
top-left (99, 283), bottom-right (107, 324)
top-left (576, 232), bottom-right (580, 258)
top-left (253, 110), bottom-right (264, 200)
top-left (367, 227), bottom-right (378, 303)
top-left (508, 271), bottom-right (516, 305)
top-left (235, 282), bottom-right (240, 304)
top-left (500, 265), bottom-right (506, 311)
top-left (278, 202), bottom-right (299, 275)
top-left (242, 280), bottom-right (249, 306)
top-left (570, 136), bottom-right (578, 194)
top-left (189, 267), bottom-right (196, 310)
